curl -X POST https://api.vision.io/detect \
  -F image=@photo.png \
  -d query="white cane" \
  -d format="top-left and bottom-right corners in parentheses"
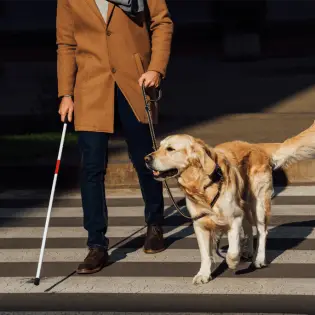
top-left (34, 116), bottom-right (69, 285)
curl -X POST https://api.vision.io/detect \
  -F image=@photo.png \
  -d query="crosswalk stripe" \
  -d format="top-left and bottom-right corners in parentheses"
top-left (54, 277), bottom-right (315, 294)
top-left (269, 205), bottom-right (315, 216)
top-left (1, 216), bottom-right (314, 228)
top-left (2, 277), bottom-right (315, 295)
top-left (0, 226), bottom-right (144, 238)
top-left (2, 195), bottom-right (315, 207)
top-left (0, 198), bottom-right (185, 208)
top-left (1, 212), bottom-right (314, 227)
top-left (44, 277), bottom-right (315, 294)
top-left (1, 185), bottom-right (315, 199)
top-left (1, 204), bottom-right (315, 218)
top-left (0, 189), bottom-right (184, 199)
top-left (273, 186), bottom-right (315, 196)
top-left (2, 225), bottom-right (315, 239)
top-left (1, 248), bottom-right (315, 264)
top-left (0, 206), bottom-right (173, 218)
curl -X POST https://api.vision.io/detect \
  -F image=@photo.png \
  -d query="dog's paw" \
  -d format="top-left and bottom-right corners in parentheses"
top-left (253, 258), bottom-right (267, 269)
top-left (192, 273), bottom-right (211, 285)
top-left (226, 253), bottom-right (240, 270)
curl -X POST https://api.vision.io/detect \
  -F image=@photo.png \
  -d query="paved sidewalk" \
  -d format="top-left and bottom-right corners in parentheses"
top-left (2, 112), bottom-right (315, 191)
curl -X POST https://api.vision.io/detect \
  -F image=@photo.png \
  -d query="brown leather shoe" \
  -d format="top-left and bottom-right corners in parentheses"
top-left (143, 224), bottom-right (165, 254)
top-left (76, 247), bottom-right (109, 274)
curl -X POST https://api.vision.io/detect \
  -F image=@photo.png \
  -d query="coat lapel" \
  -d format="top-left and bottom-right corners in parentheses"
top-left (83, 0), bottom-right (107, 29)
top-left (106, 2), bottom-right (115, 27)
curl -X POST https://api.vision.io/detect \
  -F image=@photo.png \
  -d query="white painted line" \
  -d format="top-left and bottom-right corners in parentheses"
top-left (0, 249), bottom-right (314, 264)
top-left (0, 207), bottom-right (85, 218)
top-left (271, 205), bottom-right (315, 216)
top-left (1, 225), bottom-right (315, 239)
top-left (2, 185), bottom-right (315, 200)
top-left (1, 205), bottom-right (315, 218)
top-left (1, 277), bottom-right (315, 295)
top-left (0, 206), bottom-right (176, 218)
top-left (30, 277), bottom-right (315, 294)
top-left (0, 277), bottom-right (65, 293)
top-left (0, 226), bottom-right (145, 239)
top-left (0, 189), bottom-right (184, 200)
top-left (274, 186), bottom-right (315, 197)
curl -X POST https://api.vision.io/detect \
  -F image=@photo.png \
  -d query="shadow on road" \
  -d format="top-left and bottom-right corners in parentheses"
top-left (108, 198), bottom-right (190, 263)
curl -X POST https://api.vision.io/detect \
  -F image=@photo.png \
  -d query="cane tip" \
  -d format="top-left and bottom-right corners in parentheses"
top-left (34, 278), bottom-right (40, 286)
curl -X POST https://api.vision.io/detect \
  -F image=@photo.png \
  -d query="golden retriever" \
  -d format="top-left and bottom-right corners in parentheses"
top-left (144, 121), bottom-right (315, 285)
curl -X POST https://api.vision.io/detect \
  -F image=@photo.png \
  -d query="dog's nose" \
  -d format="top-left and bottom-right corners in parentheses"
top-left (144, 155), bottom-right (153, 163)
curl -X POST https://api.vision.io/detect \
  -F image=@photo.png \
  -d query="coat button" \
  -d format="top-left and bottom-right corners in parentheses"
top-left (106, 30), bottom-right (111, 36)
top-left (111, 67), bottom-right (116, 73)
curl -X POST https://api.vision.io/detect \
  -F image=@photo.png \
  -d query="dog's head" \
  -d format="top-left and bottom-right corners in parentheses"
top-left (145, 134), bottom-right (217, 181)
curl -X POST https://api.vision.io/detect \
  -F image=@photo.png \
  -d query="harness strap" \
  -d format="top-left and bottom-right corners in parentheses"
top-left (191, 166), bottom-right (224, 221)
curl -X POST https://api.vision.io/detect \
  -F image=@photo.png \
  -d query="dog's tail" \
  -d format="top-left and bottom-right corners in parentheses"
top-left (259, 121), bottom-right (315, 170)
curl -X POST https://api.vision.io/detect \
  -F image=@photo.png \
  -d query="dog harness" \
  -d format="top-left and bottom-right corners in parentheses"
top-left (191, 164), bottom-right (224, 221)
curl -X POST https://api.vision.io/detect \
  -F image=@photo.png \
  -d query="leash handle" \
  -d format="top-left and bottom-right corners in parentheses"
top-left (141, 83), bottom-right (159, 151)
top-left (141, 84), bottom-right (162, 103)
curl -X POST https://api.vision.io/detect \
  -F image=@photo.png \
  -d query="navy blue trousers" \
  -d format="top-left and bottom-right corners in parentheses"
top-left (78, 85), bottom-right (164, 249)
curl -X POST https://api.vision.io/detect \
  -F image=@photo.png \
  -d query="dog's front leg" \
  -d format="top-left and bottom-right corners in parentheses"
top-left (226, 215), bottom-right (243, 269)
top-left (192, 222), bottom-right (212, 285)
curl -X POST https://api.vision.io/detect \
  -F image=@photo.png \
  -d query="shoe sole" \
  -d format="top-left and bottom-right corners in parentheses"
top-left (76, 261), bottom-right (107, 275)
top-left (143, 247), bottom-right (166, 254)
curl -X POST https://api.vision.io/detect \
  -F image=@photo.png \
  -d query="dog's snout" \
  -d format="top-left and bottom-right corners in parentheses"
top-left (145, 155), bottom-right (153, 163)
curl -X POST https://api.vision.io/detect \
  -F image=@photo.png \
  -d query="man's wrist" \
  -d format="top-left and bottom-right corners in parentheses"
top-left (61, 94), bottom-right (73, 99)
top-left (150, 70), bottom-right (162, 77)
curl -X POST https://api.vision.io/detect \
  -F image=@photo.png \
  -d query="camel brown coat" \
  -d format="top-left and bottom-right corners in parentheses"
top-left (56, 0), bottom-right (173, 133)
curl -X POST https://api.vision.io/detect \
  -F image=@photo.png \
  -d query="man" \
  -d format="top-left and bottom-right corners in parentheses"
top-left (56, 0), bottom-right (173, 274)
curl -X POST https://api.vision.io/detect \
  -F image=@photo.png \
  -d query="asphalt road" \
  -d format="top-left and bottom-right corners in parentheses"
top-left (0, 186), bottom-right (315, 313)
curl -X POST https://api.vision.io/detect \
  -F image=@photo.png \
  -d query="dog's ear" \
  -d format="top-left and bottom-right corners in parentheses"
top-left (190, 139), bottom-right (216, 174)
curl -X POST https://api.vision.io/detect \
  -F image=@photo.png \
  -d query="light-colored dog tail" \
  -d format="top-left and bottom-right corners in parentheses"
top-left (271, 120), bottom-right (315, 170)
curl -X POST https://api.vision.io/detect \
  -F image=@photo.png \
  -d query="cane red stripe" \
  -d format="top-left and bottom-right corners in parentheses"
top-left (55, 160), bottom-right (61, 174)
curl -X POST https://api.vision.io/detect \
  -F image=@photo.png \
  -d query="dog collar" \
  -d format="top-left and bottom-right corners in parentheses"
top-left (192, 164), bottom-right (224, 221)
top-left (204, 164), bottom-right (223, 189)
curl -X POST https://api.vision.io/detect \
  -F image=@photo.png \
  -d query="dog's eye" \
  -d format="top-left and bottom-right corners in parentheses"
top-left (166, 147), bottom-right (175, 152)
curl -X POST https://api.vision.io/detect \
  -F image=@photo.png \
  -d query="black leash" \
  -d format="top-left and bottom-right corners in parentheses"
top-left (141, 84), bottom-right (192, 219)
top-left (141, 83), bottom-right (223, 221)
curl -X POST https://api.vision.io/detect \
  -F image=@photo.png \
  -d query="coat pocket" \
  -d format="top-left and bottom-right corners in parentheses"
top-left (75, 51), bottom-right (92, 89)
top-left (133, 53), bottom-right (146, 76)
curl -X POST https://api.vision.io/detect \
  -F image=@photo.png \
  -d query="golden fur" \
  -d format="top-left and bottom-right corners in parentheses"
top-left (145, 121), bottom-right (315, 284)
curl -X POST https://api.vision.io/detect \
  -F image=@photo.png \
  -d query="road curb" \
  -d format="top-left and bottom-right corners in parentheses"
top-left (104, 162), bottom-right (178, 188)
top-left (2, 160), bottom-right (315, 190)
top-left (105, 160), bottom-right (315, 188)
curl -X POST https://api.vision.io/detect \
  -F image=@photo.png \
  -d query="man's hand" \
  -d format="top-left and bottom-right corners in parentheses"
top-left (58, 96), bottom-right (74, 122)
top-left (138, 70), bottom-right (161, 88)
